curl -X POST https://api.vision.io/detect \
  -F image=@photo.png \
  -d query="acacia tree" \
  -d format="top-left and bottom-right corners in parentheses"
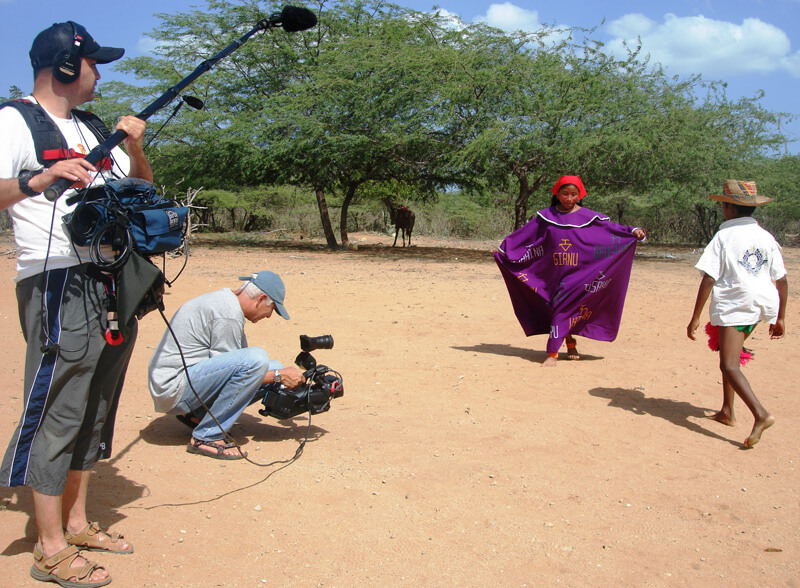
top-left (442, 23), bottom-right (788, 230)
top-left (97, 0), bottom-right (344, 241)
top-left (1, 85), bottom-right (26, 101)
top-left (104, 0), bottom-right (459, 248)
top-left (100, 0), bottom-right (316, 184)
top-left (754, 154), bottom-right (800, 240)
top-left (261, 1), bottom-right (464, 248)
top-left (96, 0), bottom-right (790, 243)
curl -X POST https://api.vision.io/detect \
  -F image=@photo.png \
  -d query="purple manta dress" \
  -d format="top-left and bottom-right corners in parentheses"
top-left (494, 206), bottom-right (639, 354)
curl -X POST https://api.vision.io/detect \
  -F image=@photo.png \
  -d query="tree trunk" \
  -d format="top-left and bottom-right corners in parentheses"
top-left (315, 184), bottom-right (339, 249)
top-left (693, 203), bottom-right (720, 245)
top-left (692, 203), bottom-right (705, 245)
top-left (615, 200), bottom-right (626, 225)
top-left (512, 168), bottom-right (534, 230)
top-left (512, 167), bottom-right (550, 230)
top-left (339, 183), bottom-right (360, 248)
top-left (383, 197), bottom-right (397, 224)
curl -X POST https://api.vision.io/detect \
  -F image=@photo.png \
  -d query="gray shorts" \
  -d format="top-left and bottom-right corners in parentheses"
top-left (0, 264), bottom-right (137, 495)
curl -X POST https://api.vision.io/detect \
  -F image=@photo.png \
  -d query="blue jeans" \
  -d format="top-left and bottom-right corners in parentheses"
top-left (168, 347), bottom-right (283, 441)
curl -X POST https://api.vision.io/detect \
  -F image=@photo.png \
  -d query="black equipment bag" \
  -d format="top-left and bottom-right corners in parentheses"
top-left (117, 251), bottom-right (166, 330)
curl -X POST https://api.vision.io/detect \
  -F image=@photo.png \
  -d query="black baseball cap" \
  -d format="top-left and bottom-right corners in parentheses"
top-left (30, 21), bottom-right (124, 71)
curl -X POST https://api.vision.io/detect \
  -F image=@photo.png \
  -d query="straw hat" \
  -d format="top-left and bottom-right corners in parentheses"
top-left (708, 180), bottom-right (773, 206)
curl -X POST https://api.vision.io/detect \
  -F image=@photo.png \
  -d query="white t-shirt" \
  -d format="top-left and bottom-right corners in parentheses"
top-left (695, 216), bottom-right (786, 326)
top-left (0, 97), bottom-right (131, 280)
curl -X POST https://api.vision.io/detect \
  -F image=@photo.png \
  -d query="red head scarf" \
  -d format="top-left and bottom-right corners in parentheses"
top-left (551, 175), bottom-right (587, 199)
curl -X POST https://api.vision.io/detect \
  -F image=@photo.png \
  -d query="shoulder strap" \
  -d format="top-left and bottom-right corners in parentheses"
top-left (0, 100), bottom-right (113, 168)
top-left (73, 108), bottom-right (112, 143)
top-left (0, 99), bottom-right (67, 167)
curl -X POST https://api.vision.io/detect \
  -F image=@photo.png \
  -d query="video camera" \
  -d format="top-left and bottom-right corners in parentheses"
top-left (258, 335), bottom-right (343, 420)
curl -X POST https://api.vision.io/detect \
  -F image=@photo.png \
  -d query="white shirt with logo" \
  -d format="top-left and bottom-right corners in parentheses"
top-left (695, 216), bottom-right (786, 326)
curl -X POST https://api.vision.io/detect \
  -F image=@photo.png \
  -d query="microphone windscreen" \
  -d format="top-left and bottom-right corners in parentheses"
top-left (183, 96), bottom-right (205, 110)
top-left (280, 6), bottom-right (317, 32)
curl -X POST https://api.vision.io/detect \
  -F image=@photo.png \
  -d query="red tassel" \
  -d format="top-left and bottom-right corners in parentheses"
top-left (705, 322), bottom-right (719, 351)
top-left (705, 321), bottom-right (753, 365)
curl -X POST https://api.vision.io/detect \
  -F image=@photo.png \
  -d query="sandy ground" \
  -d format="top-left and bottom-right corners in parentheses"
top-left (0, 231), bottom-right (798, 587)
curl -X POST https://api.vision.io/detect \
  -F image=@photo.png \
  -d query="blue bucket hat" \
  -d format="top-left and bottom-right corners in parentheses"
top-left (239, 271), bottom-right (290, 320)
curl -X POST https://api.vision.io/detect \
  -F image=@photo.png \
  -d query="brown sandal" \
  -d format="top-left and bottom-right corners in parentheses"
top-left (65, 522), bottom-right (133, 554)
top-left (30, 544), bottom-right (110, 587)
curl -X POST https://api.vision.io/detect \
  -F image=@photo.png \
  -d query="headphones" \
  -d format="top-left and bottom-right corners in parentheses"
top-left (52, 21), bottom-right (84, 84)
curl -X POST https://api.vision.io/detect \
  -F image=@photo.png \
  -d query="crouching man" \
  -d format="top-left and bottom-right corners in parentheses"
top-left (148, 271), bottom-right (304, 459)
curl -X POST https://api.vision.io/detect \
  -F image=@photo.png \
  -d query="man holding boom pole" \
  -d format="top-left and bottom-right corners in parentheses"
top-left (0, 21), bottom-right (151, 587)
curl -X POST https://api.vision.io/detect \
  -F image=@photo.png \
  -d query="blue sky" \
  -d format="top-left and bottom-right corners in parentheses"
top-left (2, 0), bottom-right (798, 153)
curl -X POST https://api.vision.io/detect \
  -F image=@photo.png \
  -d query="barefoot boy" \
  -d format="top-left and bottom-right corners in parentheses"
top-left (687, 180), bottom-right (788, 448)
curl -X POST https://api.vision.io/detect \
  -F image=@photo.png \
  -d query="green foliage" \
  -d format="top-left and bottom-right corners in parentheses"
top-left (192, 185), bottom-right (305, 231)
top-left (146, 141), bottom-right (274, 190)
top-left (746, 154), bottom-right (800, 240)
top-left (1, 85), bottom-right (27, 101)
top-left (93, 0), bottom-right (796, 248)
top-left (417, 190), bottom-right (514, 238)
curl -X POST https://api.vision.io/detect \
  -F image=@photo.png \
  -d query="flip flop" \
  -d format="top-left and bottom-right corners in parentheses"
top-left (186, 438), bottom-right (247, 460)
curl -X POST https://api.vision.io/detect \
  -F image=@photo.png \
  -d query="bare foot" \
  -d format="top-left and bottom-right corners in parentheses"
top-left (708, 411), bottom-right (736, 427)
top-left (542, 356), bottom-right (558, 367)
top-left (566, 346), bottom-right (580, 360)
top-left (743, 414), bottom-right (775, 448)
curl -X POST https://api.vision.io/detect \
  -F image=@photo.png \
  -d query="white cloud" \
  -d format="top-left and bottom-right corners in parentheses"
top-left (137, 37), bottom-right (161, 55)
top-left (429, 7), bottom-right (466, 30)
top-left (604, 13), bottom-right (800, 79)
top-left (474, 2), bottom-right (571, 46)
top-left (606, 13), bottom-right (655, 38)
top-left (482, 2), bottom-right (542, 32)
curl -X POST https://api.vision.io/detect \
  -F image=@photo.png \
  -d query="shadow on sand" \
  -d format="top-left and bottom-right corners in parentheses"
top-left (0, 436), bottom-right (148, 556)
top-left (589, 387), bottom-right (738, 446)
top-left (452, 342), bottom-right (602, 363)
top-left (193, 236), bottom-right (496, 264)
top-left (138, 410), bottom-right (329, 450)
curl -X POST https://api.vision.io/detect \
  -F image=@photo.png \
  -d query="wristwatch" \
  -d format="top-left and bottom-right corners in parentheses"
top-left (273, 371), bottom-right (282, 384)
top-left (18, 169), bottom-right (44, 197)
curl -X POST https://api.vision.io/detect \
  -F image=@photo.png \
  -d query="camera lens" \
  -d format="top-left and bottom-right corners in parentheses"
top-left (300, 334), bottom-right (334, 352)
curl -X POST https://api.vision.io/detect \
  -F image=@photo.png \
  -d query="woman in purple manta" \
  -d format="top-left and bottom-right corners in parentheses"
top-left (495, 175), bottom-right (646, 366)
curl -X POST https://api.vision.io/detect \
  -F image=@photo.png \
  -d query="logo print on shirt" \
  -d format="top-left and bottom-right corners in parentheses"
top-left (738, 248), bottom-right (768, 277)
